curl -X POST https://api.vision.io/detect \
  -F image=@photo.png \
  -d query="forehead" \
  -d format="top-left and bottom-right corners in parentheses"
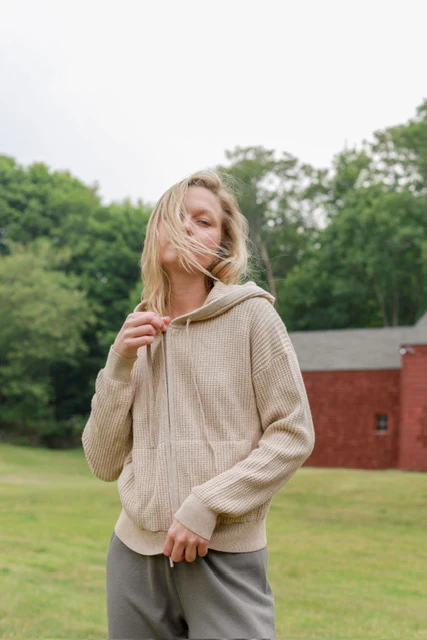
top-left (184, 186), bottom-right (223, 219)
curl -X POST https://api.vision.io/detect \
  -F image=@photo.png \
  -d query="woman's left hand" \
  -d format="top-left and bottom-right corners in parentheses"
top-left (163, 519), bottom-right (209, 563)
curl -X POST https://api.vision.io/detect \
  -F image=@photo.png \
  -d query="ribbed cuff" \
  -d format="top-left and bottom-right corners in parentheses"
top-left (174, 493), bottom-right (218, 541)
top-left (103, 346), bottom-right (137, 382)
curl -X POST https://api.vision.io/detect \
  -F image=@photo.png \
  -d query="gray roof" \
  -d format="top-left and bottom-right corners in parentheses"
top-left (289, 311), bottom-right (427, 372)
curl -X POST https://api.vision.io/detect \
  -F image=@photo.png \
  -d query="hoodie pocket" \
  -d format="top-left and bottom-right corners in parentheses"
top-left (117, 444), bottom-right (172, 532)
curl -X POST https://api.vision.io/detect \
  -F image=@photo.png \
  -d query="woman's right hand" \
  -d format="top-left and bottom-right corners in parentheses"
top-left (112, 312), bottom-right (171, 359)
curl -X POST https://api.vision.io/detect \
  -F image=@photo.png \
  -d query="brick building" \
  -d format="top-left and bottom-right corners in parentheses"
top-left (290, 312), bottom-right (427, 471)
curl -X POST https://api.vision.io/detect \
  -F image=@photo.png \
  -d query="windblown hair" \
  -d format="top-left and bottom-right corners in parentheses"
top-left (138, 169), bottom-right (254, 317)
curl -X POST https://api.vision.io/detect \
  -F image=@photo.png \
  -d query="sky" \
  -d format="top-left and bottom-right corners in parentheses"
top-left (1, 0), bottom-right (426, 206)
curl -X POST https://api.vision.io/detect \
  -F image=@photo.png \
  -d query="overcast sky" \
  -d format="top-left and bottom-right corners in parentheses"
top-left (1, 0), bottom-right (426, 206)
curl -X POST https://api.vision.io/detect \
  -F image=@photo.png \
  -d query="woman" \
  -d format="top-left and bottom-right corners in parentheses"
top-left (82, 169), bottom-right (315, 639)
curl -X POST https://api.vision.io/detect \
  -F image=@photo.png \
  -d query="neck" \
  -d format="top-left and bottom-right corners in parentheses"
top-left (167, 274), bottom-right (212, 319)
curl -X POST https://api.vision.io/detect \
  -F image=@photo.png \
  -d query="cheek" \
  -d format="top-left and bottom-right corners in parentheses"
top-left (158, 225), bottom-right (172, 252)
top-left (196, 236), bottom-right (218, 257)
top-left (204, 227), bottom-right (222, 246)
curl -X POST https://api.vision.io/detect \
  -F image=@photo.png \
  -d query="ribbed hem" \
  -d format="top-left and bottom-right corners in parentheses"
top-left (104, 346), bottom-right (137, 382)
top-left (114, 508), bottom-right (267, 555)
top-left (114, 509), bottom-right (167, 555)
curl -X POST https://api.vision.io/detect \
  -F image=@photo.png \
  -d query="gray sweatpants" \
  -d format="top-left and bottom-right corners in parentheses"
top-left (106, 531), bottom-right (276, 639)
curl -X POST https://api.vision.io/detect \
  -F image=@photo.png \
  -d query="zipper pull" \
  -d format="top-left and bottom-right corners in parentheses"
top-left (169, 557), bottom-right (174, 568)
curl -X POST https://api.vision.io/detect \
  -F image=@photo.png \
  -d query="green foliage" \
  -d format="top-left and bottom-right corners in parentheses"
top-left (0, 240), bottom-right (95, 442)
top-left (0, 156), bottom-right (100, 250)
top-left (279, 100), bottom-right (427, 330)
top-left (216, 146), bottom-right (319, 299)
top-left (371, 98), bottom-right (427, 191)
top-left (283, 185), bottom-right (427, 329)
top-left (70, 201), bottom-right (150, 349)
top-left (0, 157), bottom-right (151, 445)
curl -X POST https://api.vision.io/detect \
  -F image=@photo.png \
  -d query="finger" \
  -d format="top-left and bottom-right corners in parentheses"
top-left (163, 534), bottom-right (174, 558)
top-left (185, 543), bottom-right (197, 563)
top-left (121, 335), bottom-right (156, 348)
top-left (171, 539), bottom-right (187, 563)
top-left (197, 543), bottom-right (209, 557)
top-left (128, 312), bottom-right (165, 331)
top-left (125, 324), bottom-right (156, 339)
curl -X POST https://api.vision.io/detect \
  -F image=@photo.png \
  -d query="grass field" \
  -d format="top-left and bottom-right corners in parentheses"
top-left (1, 442), bottom-right (426, 640)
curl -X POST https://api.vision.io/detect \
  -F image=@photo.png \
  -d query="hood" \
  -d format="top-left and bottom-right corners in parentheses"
top-left (133, 279), bottom-right (275, 325)
top-left (134, 280), bottom-right (275, 448)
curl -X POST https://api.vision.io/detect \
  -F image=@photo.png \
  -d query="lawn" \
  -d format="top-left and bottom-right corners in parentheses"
top-left (1, 442), bottom-right (426, 639)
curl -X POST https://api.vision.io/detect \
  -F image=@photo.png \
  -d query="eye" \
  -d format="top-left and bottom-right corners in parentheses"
top-left (197, 219), bottom-right (211, 226)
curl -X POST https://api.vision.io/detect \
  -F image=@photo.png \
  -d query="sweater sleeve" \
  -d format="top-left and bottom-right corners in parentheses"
top-left (81, 346), bottom-right (137, 482)
top-left (173, 301), bottom-right (315, 540)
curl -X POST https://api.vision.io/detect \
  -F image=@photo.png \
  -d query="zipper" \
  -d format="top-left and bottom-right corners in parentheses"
top-left (163, 329), bottom-right (180, 568)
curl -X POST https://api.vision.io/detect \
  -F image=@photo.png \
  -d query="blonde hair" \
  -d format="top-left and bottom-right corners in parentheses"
top-left (138, 169), bottom-right (254, 317)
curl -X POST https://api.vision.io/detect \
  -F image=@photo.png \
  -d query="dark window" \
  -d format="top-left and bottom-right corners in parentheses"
top-left (376, 414), bottom-right (388, 432)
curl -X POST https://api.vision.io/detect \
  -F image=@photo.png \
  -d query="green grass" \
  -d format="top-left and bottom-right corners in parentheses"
top-left (1, 443), bottom-right (426, 639)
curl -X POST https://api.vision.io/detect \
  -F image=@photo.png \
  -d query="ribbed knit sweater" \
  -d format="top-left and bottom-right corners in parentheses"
top-left (81, 279), bottom-right (315, 554)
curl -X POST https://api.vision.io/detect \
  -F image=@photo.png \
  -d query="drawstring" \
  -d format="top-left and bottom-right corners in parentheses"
top-left (186, 318), bottom-right (217, 469)
top-left (145, 342), bottom-right (156, 448)
top-left (146, 321), bottom-right (217, 467)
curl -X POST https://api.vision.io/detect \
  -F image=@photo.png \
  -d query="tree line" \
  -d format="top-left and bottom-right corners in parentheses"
top-left (1, 100), bottom-right (426, 448)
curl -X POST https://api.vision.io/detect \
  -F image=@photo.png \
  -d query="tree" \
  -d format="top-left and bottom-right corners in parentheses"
top-left (0, 240), bottom-right (95, 445)
top-left (283, 184), bottom-right (427, 329)
top-left (216, 146), bottom-right (320, 299)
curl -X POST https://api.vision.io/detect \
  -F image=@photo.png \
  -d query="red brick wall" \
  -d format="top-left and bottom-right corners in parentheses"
top-left (398, 345), bottom-right (427, 471)
top-left (301, 370), bottom-right (400, 470)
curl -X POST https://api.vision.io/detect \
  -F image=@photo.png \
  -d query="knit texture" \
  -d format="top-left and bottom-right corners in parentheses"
top-left (81, 280), bottom-right (315, 553)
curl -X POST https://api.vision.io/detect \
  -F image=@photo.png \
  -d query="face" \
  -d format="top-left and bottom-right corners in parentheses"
top-left (158, 186), bottom-right (223, 274)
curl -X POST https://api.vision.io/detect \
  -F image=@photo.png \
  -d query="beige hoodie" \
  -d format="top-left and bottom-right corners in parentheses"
top-left (81, 279), bottom-right (315, 555)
